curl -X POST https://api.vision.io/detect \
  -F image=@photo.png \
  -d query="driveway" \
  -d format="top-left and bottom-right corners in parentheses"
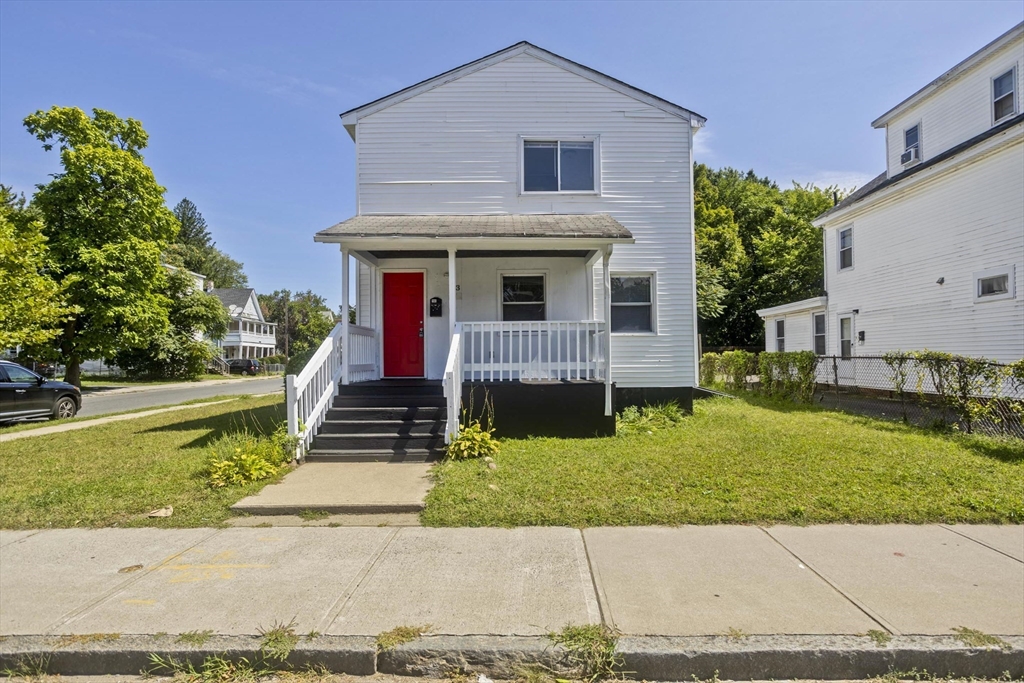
top-left (78, 376), bottom-right (283, 417)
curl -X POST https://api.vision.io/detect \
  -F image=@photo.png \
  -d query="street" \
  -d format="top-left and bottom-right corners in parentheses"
top-left (77, 377), bottom-right (283, 417)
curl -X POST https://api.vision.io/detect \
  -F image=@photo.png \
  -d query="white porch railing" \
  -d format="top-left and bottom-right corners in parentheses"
top-left (286, 322), bottom-right (377, 459)
top-left (460, 321), bottom-right (607, 382)
top-left (442, 324), bottom-right (463, 444)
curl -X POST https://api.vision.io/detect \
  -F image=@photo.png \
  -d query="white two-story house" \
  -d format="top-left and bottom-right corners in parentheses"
top-left (211, 288), bottom-right (278, 360)
top-left (759, 22), bottom-right (1024, 366)
top-left (296, 42), bottom-right (704, 443)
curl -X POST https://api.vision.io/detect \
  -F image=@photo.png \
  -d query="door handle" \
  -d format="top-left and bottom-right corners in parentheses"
top-left (15, 389), bottom-right (26, 393)
top-left (418, 328), bottom-right (424, 338)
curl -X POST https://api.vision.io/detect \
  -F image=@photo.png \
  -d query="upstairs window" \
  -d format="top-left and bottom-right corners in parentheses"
top-left (993, 69), bottom-right (1017, 123)
top-left (902, 124), bottom-right (920, 164)
top-left (522, 139), bottom-right (596, 193)
top-left (775, 319), bottom-right (785, 352)
top-left (610, 275), bottom-right (654, 333)
top-left (501, 274), bottom-right (546, 321)
top-left (838, 227), bottom-right (854, 270)
top-left (974, 266), bottom-right (1014, 302)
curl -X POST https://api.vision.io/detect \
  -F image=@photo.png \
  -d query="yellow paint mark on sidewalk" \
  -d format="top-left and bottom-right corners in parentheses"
top-left (157, 562), bottom-right (271, 583)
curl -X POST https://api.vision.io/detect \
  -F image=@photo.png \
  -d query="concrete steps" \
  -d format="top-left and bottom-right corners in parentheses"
top-left (306, 380), bottom-right (447, 464)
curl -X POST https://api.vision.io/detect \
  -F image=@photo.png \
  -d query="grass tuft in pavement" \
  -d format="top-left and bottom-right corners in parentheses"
top-left (548, 623), bottom-right (621, 682)
top-left (950, 626), bottom-right (1011, 649)
top-left (1, 654), bottom-right (51, 681)
top-left (423, 395), bottom-right (1024, 527)
top-left (867, 629), bottom-right (893, 647)
top-left (52, 633), bottom-right (120, 648)
top-left (375, 624), bottom-right (431, 653)
top-left (148, 653), bottom-right (270, 683)
top-left (258, 618), bottom-right (300, 661)
top-left (176, 629), bottom-right (214, 647)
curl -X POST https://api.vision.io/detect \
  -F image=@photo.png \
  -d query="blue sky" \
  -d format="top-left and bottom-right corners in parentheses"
top-left (1, 1), bottom-right (1021, 309)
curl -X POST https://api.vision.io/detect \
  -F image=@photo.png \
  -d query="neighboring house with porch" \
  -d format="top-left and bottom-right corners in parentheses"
top-left (759, 22), bottom-right (1024, 365)
top-left (211, 288), bottom-right (278, 359)
top-left (287, 41), bottom-right (705, 459)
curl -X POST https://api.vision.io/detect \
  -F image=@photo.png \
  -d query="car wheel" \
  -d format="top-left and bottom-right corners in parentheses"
top-left (53, 396), bottom-right (77, 420)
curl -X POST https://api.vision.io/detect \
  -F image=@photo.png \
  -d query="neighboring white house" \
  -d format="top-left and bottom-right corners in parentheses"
top-left (759, 22), bottom-right (1024, 364)
top-left (308, 41), bottom-right (705, 437)
top-left (210, 288), bottom-right (278, 359)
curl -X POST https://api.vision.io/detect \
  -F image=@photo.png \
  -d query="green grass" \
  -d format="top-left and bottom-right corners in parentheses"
top-left (78, 373), bottom-right (246, 388)
top-left (0, 394), bottom-right (286, 529)
top-left (0, 393), bottom-right (279, 435)
top-left (422, 395), bottom-right (1024, 527)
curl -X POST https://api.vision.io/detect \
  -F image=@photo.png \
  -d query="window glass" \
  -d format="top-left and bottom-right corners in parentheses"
top-left (610, 276), bottom-right (653, 332)
top-left (813, 313), bottom-right (826, 355)
top-left (839, 228), bottom-right (853, 269)
top-left (904, 125), bottom-right (919, 150)
top-left (559, 142), bottom-right (594, 191)
top-left (502, 275), bottom-right (545, 321)
top-left (979, 275), bottom-right (1009, 297)
top-left (523, 142), bottom-right (558, 192)
top-left (840, 317), bottom-right (852, 359)
top-left (775, 319), bottom-right (785, 352)
top-left (994, 70), bottom-right (1016, 121)
top-left (5, 365), bottom-right (38, 382)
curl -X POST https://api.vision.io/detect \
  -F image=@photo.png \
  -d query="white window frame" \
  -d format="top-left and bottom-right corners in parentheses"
top-left (519, 135), bottom-right (601, 196)
top-left (609, 272), bottom-right (657, 335)
top-left (902, 121), bottom-right (922, 165)
top-left (837, 225), bottom-right (854, 271)
top-left (498, 271), bottom-right (548, 321)
top-left (775, 318), bottom-right (785, 352)
top-left (811, 312), bottom-right (826, 356)
top-left (973, 265), bottom-right (1015, 303)
top-left (992, 65), bottom-right (1018, 125)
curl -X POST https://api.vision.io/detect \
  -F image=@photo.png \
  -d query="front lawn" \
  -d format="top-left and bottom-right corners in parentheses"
top-left (422, 395), bottom-right (1024, 527)
top-left (0, 395), bottom-right (285, 529)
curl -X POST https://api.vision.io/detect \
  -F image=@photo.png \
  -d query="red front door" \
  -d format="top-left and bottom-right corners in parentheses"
top-left (383, 272), bottom-right (425, 377)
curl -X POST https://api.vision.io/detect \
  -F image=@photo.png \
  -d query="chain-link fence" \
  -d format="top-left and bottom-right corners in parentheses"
top-left (701, 351), bottom-right (1024, 439)
top-left (811, 355), bottom-right (1023, 438)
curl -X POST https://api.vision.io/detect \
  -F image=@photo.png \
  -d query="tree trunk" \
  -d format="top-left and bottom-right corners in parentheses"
top-left (64, 355), bottom-right (82, 388)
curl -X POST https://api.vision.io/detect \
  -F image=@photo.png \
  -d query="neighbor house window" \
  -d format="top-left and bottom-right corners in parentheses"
top-left (813, 313), bottom-right (826, 355)
top-left (610, 275), bottom-right (654, 332)
top-left (501, 275), bottom-right (545, 321)
top-left (838, 227), bottom-right (853, 270)
top-left (522, 139), bottom-right (596, 192)
top-left (974, 266), bottom-right (1015, 302)
top-left (775, 319), bottom-right (785, 352)
top-left (993, 68), bottom-right (1017, 123)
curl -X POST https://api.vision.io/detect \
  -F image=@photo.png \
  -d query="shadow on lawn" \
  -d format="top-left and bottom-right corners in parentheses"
top-left (713, 391), bottom-right (1024, 465)
top-left (142, 403), bottom-right (285, 449)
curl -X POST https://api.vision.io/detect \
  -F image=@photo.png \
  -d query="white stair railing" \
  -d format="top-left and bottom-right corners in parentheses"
top-left (286, 323), bottom-right (343, 460)
top-left (442, 324), bottom-right (463, 444)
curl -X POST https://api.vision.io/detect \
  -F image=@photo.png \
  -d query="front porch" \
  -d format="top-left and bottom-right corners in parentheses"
top-left (286, 214), bottom-right (634, 456)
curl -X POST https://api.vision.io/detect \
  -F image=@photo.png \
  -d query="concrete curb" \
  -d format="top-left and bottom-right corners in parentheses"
top-left (2, 634), bottom-right (1022, 680)
top-left (229, 503), bottom-right (426, 515)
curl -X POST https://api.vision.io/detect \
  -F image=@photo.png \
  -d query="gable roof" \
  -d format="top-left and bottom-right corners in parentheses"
top-left (339, 42), bottom-right (705, 138)
top-left (816, 111), bottom-right (1024, 223)
top-left (211, 288), bottom-right (264, 321)
top-left (315, 213), bottom-right (633, 242)
top-left (872, 22), bottom-right (1023, 129)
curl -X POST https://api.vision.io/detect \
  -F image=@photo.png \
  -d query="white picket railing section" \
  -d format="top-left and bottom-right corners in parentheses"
top-left (442, 324), bottom-right (463, 444)
top-left (460, 321), bottom-right (607, 382)
top-left (286, 323), bottom-right (378, 459)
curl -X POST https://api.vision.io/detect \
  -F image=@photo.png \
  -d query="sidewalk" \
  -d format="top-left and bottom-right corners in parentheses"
top-left (80, 375), bottom-right (273, 397)
top-left (1, 525), bottom-right (1021, 679)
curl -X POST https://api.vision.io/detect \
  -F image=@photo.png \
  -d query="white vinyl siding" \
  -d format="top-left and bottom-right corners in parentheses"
top-left (822, 140), bottom-right (1024, 363)
top-left (356, 52), bottom-right (697, 387)
top-left (760, 305), bottom-right (826, 354)
top-left (884, 34), bottom-right (1023, 175)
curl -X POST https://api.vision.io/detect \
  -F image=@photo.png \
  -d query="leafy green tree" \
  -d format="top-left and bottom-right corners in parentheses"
top-left (259, 289), bottom-right (334, 370)
top-left (166, 197), bottom-right (248, 288)
top-left (114, 269), bottom-right (229, 379)
top-left (0, 186), bottom-right (77, 349)
top-left (23, 106), bottom-right (178, 386)
top-left (694, 164), bottom-right (843, 347)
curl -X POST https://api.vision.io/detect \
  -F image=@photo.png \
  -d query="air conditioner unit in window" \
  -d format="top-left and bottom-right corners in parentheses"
top-left (901, 147), bottom-right (919, 165)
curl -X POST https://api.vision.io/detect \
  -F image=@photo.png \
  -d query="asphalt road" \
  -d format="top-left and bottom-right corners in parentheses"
top-left (77, 377), bottom-right (284, 418)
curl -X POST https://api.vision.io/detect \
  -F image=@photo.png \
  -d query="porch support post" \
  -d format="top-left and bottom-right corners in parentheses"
top-left (341, 246), bottom-right (350, 385)
top-left (448, 248), bottom-right (457, 342)
top-left (602, 245), bottom-right (613, 416)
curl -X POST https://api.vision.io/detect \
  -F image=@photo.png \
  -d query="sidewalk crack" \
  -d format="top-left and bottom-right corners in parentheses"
top-left (579, 529), bottom-right (610, 628)
top-left (758, 526), bottom-right (900, 635)
top-left (316, 527), bottom-right (399, 634)
top-left (939, 524), bottom-right (1023, 564)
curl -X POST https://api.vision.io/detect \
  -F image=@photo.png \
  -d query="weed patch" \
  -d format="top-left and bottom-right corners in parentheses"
top-left (298, 509), bottom-right (330, 521)
top-left (53, 633), bottom-right (120, 648)
top-left (548, 623), bottom-right (621, 682)
top-left (375, 624), bottom-right (431, 652)
top-left (951, 626), bottom-right (1011, 649)
top-left (147, 653), bottom-right (269, 683)
top-left (867, 629), bottom-right (892, 646)
top-left (258, 619), bottom-right (299, 661)
top-left (1, 654), bottom-right (51, 681)
top-left (176, 629), bottom-right (214, 647)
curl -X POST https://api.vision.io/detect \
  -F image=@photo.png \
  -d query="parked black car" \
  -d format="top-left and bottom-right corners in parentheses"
top-left (228, 359), bottom-right (261, 376)
top-left (0, 360), bottom-right (81, 423)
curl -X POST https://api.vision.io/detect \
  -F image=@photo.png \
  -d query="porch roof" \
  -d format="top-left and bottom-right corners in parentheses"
top-left (314, 214), bottom-right (633, 242)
